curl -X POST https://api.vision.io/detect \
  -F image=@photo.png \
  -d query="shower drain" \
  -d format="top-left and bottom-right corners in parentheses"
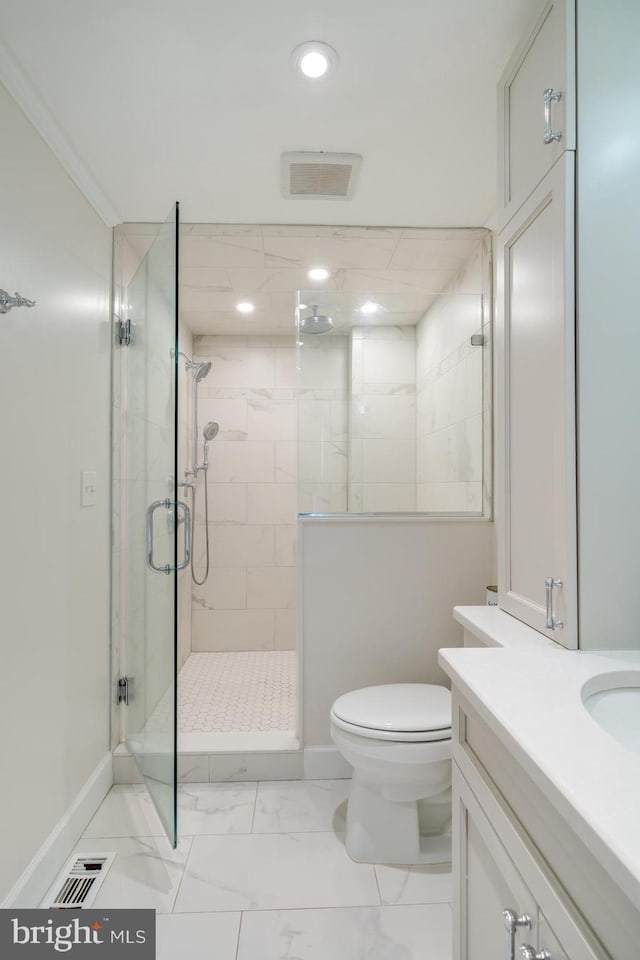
top-left (41, 853), bottom-right (116, 909)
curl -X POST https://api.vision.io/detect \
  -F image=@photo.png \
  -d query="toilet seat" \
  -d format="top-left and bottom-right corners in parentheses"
top-left (331, 683), bottom-right (451, 743)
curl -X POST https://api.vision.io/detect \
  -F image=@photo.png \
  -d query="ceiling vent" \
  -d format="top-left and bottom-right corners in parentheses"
top-left (281, 152), bottom-right (362, 200)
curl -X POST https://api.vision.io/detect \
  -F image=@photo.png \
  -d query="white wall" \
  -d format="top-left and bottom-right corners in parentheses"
top-left (577, 0), bottom-right (640, 650)
top-left (300, 518), bottom-right (495, 746)
top-left (0, 82), bottom-right (112, 902)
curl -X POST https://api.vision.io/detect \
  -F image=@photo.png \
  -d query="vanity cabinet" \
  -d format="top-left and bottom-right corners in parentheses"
top-left (452, 695), bottom-right (627, 960)
top-left (498, 0), bottom-right (575, 230)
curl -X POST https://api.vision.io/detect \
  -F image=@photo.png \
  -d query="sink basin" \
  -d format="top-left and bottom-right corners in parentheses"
top-left (582, 671), bottom-right (640, 757)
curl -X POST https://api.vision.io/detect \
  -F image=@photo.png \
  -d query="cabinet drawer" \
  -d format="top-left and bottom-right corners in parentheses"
top-left (498, 0), bottom-right (575, 229)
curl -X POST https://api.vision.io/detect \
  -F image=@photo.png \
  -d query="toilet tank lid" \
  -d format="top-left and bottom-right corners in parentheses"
top-left (331, 683), bottom-right (451, 733)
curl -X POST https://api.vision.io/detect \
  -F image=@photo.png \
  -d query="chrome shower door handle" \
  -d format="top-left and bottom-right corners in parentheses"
top-left (545, 577), bottom-right (564, 630)
top-left (543, 88), bottom-right (562, 143)
top-left (175, 500), bottom-right (191, 571)
top-left (146, 499), bottom-right (191, 574)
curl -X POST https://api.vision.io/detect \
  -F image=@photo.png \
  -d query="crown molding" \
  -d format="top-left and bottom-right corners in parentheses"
top-left (0, 35), bottom-right (121, 226)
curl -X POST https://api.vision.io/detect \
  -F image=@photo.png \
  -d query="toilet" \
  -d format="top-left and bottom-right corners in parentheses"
top-left (330, 683), bottom-right (452, 865)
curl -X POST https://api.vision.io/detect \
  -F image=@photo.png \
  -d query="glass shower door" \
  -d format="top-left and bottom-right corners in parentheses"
top-left (124, 203), bottom-right (181, 846)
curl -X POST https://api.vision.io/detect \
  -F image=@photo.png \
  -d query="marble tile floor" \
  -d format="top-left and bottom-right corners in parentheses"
top-left (73, 780), bottom-right (453, 960)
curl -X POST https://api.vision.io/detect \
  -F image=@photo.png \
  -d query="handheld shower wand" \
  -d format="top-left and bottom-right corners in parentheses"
top-left (190, 420), bottom-right (219, 586)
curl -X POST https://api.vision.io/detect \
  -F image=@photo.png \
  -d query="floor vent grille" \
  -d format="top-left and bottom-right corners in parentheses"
top-left (42, 853), bottom-right (116, 909)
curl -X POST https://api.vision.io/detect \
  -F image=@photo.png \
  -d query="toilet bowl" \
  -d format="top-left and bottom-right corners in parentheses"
top-left (330, 683), bottom-right (452, 865)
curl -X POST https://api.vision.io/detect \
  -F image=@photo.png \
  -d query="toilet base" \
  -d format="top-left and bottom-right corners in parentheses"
top-left (344, 775), bottom-right (451, 865)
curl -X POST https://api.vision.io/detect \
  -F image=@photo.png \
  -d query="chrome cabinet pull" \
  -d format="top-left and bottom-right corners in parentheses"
top-left (521, 947), bottom-right (551, 960)
top-left (543, 88), bottom-right (562, 143)
top-left (545, 577), bottom-right (564, 630)
top-left (146, 499), bottom-right (191, 574)
top-left (504, 909), bottom-right (533, 960)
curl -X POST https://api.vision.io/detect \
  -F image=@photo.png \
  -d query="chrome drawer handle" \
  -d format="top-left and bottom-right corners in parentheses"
top-left (543, 88), bottom-right (562, 143)
top-left (545, 577), bottom-right (564, 630)
top-left (521, 947), bottom-right (551, 960)
top-left (504, 910), bottom-right (532, 960)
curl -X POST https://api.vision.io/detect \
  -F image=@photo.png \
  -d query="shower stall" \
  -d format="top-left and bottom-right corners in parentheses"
top-left (111, 219), bottom-right (491, 842)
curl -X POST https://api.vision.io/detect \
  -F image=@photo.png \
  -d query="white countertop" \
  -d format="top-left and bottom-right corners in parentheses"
top-left (440, 606), bottom-right (640, 909)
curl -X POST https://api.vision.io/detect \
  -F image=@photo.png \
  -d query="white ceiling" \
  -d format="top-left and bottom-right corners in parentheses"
top-left (122, 222), bottom-right (487, 335)
top-left (0, 0), bottom-right (540, 227)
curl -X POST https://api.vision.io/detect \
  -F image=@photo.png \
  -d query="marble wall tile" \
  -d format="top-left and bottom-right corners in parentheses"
top-left (192, 608), bottom-right (275, 652)
top-left (189, 335), bottom-right (300, 654)
top-left (247, 398), bottom-right (295, 441)
top-left (210, 751), bottom-right (303, 782)
top-left (361, 439), bottom-right (416, 484)
top-left (247, 567), bottom-right (297, 610)
top-left (200, 346), bottom-right (275, 390)
top-left (274, 525), bottom-right (297, 566)
top-left (262, 234), bottom-right (398, 269)
top-left (246, 482), bottom-right (297, 524)
top-left (274, 609), bottom-right (296, 650)
top-left (417, 481), bottom-right (482, 513)
top-left (275, 347), bottom-right (297, 388)
top-left (298, 441), bottom-right (348, 484)
top-left (361, 483), bottom-right (417, 513)
top-left (275, 441), bottom-right (297, 482)
top-left (208, 524), bottom-right (275, 567)
top-left (352, 395), bottom-right (416, 440)
top-left (181, 236), bottom-right (264, 269)
top-left (197, 482), bottom-right (247, 525)
top-left (193, 568), bottom-right (247, 610)
top-left (298, 398), bottom-right (333, 442)
top-left (362, 339), bottom-right (416, 384)
top-left (198, 398), bottom-right (248, 440)
top-left (208, 441), bottom-right (274, 483)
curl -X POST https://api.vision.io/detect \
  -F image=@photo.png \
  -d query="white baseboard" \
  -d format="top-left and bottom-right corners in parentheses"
top-left (303, 746), bottom-right (353, 780)
top-left (1, 751), bottom-right (113, 908)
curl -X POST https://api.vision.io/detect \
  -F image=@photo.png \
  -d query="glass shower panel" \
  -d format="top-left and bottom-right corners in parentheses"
top-left (296, 283), bottom-right (487, 516)
top-left (124, 204), bottom-right (180, 846)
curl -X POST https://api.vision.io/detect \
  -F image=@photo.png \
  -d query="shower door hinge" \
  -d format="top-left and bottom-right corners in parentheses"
top-left (117, 677), bottom-right (129, 705)
top-left (118, 318), bottom-right (133, 346)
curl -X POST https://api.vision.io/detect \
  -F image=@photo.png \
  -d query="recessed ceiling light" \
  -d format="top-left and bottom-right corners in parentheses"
top-left (236, 301), bottom-right (255, 313)
top-left (359, 301), bottom-right (381, 315)
top-left (291, 41), bottom-right (338, 80)
top-left (307, 267), bottom-right (330, 281)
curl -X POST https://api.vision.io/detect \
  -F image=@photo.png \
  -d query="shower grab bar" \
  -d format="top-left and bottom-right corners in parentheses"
top-left (146, 498), bottom-right (191, 574)
top-left (0, 289), bottom-right (36, 314)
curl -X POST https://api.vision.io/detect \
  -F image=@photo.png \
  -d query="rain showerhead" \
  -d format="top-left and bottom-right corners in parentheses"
top-left (203, 421), bottom-right (219, 441)
top-left (194, 360), bottom-right (212, 382)
top-left (300, 305), bottom-right (333, 335)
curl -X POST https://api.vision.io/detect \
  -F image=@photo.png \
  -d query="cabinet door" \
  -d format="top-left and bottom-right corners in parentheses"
top-left (498, 0), bottom-right (575, 229)
top-left (496, 154), bottom-right (577, 647)
top-left (454, 765), bottom-right (537, 960)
